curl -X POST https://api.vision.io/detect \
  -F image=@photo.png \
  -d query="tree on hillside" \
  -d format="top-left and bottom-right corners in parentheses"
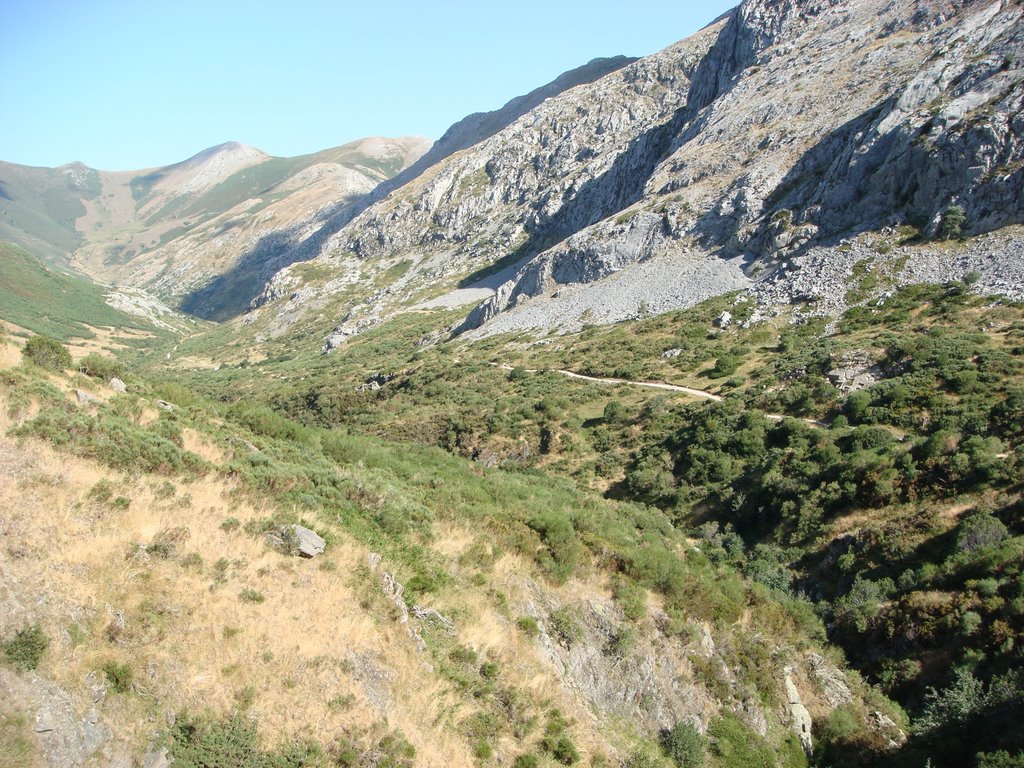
top-left (22, 335), bottom-right (71, 371)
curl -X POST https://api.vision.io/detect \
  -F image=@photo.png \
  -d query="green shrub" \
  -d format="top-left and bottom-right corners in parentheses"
top-left (165, 712), bottom-right (323, 768)
top-left (517, 616), bottom-right (540, 637)
top-left (447, 645), bottom-right (477, 665)
top-left (978, 752), bottom-right (1024, 768)
top-left (513, 755), bottom-right (540, 768)
top-left (78, 353), bottom-right (125, 380)
top-left (102, 660), bottom-right (133, 693)
top-left (529, 512), bottom-right (580, 582)
top-left (613, 577), bottom-right (647, 621)
top-left (540, 710), bottom-right (579, 765)
top-left (549, 608), bottom-right (583, 648)
top-left (473, 739), bottom-right (493, 759)
top-left (626, 748), bottom-right (668, 768)
top-left (88, 479), bottom-right (115, 503)
top-left (662, 721), bottom-right (705, 767)
top-left (18, 408), bottom-right (208, 477)
top-left (22, 335), bottom-right (71, 371)
top-left (239, 589), bottom-right (265, 604)
top-left (0, 712), bottom-right (42, 767)
top-left (707, 713), bottom-right (774, 768)
top-left (2, 625), bottom-right (49, 671)
top-left (956, 512), bottom-right (1009, 553)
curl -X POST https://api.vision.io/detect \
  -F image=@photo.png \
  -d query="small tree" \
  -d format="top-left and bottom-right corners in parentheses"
top-left (940, 205), bottom-right (966, 240)
top-left (22, 335), bottom-right (72, 371)
top-left (956, 512), bottom-right (1008, 553)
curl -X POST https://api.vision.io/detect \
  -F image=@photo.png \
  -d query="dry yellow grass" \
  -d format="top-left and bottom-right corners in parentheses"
top-left (0, 374), bottom-right (482, 763)
top-left (0, 340), bottom-right (727, 766)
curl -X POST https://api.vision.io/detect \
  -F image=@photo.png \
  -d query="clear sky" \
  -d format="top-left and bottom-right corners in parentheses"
top-left (1, 1), bottom-right (737, 171)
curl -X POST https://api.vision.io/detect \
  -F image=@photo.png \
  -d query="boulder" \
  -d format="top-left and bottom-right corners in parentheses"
top-left (76, 389), bottom-right (100, 405)
top-left (282, 524), bottom-right (326, 557)
top-left (784, 669), bottom-right (814, 756)
top-left (142, 745), bottom-right (172, 768)
top-left (827, 350), bottom-right (882, 392)
top-left (108, 377), bottom-right (127, 393)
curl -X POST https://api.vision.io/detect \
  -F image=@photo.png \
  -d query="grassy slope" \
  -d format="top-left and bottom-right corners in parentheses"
top-left (144, 272), bottom-right (1024, 767)
top-left (1, 332), bottom-right (902, 768)
top-left (0, 242), bottom-right (155, 339)
top-left (0, 161), bottom-right (99, 266)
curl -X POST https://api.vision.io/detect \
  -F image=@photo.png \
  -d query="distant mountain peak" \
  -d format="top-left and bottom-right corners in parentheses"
top-left (181, 141), bottom-right (269, 167)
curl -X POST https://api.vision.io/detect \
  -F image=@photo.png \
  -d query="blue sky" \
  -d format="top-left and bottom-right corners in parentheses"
top-left (1, 1), bottom-right (736, 170)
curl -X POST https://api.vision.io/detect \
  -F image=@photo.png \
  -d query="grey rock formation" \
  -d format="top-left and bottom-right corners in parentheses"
top-left (142, 745), bottom-right (172, 768)
top-left (810, 652), bottom-right (853, 708)
top-left (282, 524), bottom-right (326, 558)
top-left (107, 377), bottom-right (126, 393)
top-left (515, 580), bottom-right (719, 732)
top-left (0, 669), bottom-right (110, 768)
top-left (827, 350), bottom-right (883, 392)
top-left (366, 552), bottom-right (428, 653)
top-left (784, 669), bottom-right (814, 756)
top-left (75, 389), bottom-right (99, 405)
top-left (248, 0), bottom-right (1024, 344)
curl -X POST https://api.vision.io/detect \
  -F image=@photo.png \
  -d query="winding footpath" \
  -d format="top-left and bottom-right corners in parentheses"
top-left (496, 363), bottom-right (829, 428)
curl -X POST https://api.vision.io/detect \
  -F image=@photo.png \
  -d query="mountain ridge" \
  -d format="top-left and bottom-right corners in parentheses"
top-left (239, 0), bottom-right (1023, 350)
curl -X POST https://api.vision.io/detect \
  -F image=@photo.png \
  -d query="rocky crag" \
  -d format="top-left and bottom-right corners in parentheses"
top-left (249, 0), bottom-right (1024, 346)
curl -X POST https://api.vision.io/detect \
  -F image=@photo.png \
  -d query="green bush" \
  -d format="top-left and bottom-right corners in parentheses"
top-left (165, 712), bottom-right (323, 768)
top-left (78, 353), bottom-right (125, 380)
top-left (613, 576), bottom-right (647, 621)
top-left (517, 616), bottom-right (540, 637)
top-left (22, 335), bottom-right (71, 371)
top-left (17, 408), bottom-right (207, 477)
top-left (0, 712), bottom-right (42, 767)
top-left (549, 608), bottom-right (583, 648)
top-left (529, 512), bottom-right (580, 582)
top-left (2, 625), bottom-right (49, 671)
top-left (239, 589), bottom-right (265, 604)
top-left (541, 710), bottom-right (579, 765)
top-left (662, 721), bottom-right (705, 767)
top-left (707, 713), bottom-right (774, 768)
top-left (102, 660), bottom-right (133, 693)
top-left (956, 512), bottom-right (1009, 553)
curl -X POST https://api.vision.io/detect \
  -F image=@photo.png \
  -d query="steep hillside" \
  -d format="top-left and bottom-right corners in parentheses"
top-left (243, 0), bottom-right (1024, 349)
top-left (0, 243), bottom-right (172, 339)
top-left (0, 333), bottom-right (905, 768)
top-left (0, 161), bottom-right (100, 267)
top-left (0, 136), bottom-right (430, 320)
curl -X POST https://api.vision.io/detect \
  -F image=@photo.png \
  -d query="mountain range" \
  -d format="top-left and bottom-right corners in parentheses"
top-left (2, 1), bottom-right (1024, 767)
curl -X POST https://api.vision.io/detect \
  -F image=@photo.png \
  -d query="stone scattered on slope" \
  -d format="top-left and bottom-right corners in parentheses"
top-left (282, 524), bottom-right (326, 558)
top-left (75, 390), bottom-right (100, 405)
top-left (142, 745), bottom-right (172, 768)
top-left (108, 378), bottom-right (126, 393)
top-left (827, 351), bottom-right (882, 393)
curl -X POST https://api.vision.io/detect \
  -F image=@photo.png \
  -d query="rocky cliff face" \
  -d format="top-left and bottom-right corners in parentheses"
top-left (252, 0), bottom-right (1024, 344)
